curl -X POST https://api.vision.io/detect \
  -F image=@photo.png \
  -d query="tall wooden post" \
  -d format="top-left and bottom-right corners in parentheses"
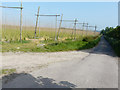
top-left (57, 14), bottom-right (63, 40)
top-left (86, 23), bottom-right (88, 36)
top-left (71, 25), bottom-right (74, 39)
top-left (35, 6), bottom-right (40, 39)
top-left (0, 2), bottom-right (23, 42)
top-left (55, 14), bottom-right (58, 41)
top-left (20, 0), bottom-right (23, 42)
top-left (94, 26), bottom-right (97, 35)
top-left (39, 16), bottom-right (41, 38)
top-left (74, 18), bottom-right (77, 40)
top-left (82, 22), bottom-right (85, 31)
top-left (82, 22), bottom-right (85, 36)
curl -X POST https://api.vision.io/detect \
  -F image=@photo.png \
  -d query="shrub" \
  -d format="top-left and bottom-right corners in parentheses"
top-left (82, 36), bottom-right (98, 42)
top-left (104, 36), bottom-right (120, 56)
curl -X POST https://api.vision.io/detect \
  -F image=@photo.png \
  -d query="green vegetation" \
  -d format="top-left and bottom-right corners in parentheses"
top-left (1, 25), bottom-right (100, 52)
top-left (101, 26), bottom-right (120, 56)
top-left (0, 69), bottom-right (16, 75)
top-left (2, 35), bottom-right (101, 52)
top-left (45, 36), bottom-right (100, 52)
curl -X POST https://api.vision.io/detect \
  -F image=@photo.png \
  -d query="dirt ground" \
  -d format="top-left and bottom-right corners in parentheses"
top-left (2, 51), bottom-right (89, 74)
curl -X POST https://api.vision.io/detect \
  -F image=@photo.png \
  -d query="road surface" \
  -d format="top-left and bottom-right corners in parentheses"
top-left (2, 37), bottom-right (118, 88)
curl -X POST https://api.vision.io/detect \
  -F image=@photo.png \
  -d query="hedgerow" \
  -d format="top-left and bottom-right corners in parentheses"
top-left (101, 26), bottom-right (120, 56)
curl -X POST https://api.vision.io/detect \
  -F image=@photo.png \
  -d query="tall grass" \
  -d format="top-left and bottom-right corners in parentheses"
top-left (2, 25), bottom-right (100, 52)
top-left (2, 25), bottom-right (99, 42)
top-left (2, 35), bottom-right (101, 52)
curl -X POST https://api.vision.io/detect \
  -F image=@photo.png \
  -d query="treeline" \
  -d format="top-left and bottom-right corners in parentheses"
top-left (101, 26), bottom-right (120, 56)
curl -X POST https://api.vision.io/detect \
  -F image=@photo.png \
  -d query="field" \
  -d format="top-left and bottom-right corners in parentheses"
top-left (1, 25), bottom-right (99, 42)
top-left (1, 25), bottom-right (100, 52)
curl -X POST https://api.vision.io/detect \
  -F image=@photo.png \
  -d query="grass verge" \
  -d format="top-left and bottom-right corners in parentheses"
top-left (2, 35), bottom-right (101, 52)
top-left (0, 69), bottom-right (16, 75)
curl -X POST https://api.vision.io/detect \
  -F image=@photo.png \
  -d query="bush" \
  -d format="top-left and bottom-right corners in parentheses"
top-left (45, 36), bottom-right (101, 52)
top-left (80, 36), bottom-right (100, 50)
top-left (104, 36), bottom-right (120, 56)
top-left (82, 36), bottom-right (98, 42)
top-left (101, 26), bottom-right (120, 57)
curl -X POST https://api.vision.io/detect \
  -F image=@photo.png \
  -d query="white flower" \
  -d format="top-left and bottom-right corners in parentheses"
top-left (17, 47), bottom-right (20, 49)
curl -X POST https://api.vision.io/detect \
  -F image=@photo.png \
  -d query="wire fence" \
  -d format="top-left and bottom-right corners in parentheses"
top-left (1, 3), bottom-right (99, 43)
top-left (2, 23), bottom-right (99, 42)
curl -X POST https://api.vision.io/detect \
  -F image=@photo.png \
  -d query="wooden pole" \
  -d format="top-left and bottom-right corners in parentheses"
top-left (71, 25), bottom-right (74, 39)
top-left (57, 14), bottom-right (63, 40)
top-left (94, 26), bottom-right (97, 35)
top-left (74, 18), bottom-right (77, 40)
top-left (82, 22), bottom-right (85, 31)
top-left (82, 22), bottom-right (85, 36)
top-left (20, 0), bottom-right (22, 42)
top-left (39, 16), bottom-right (41, 38)
top-left (86, 23), bottom-right (88, 36)
top-left (35, 6), bottom-right (40, 39)
top-left (55, 14), bottom-right (58, 41)
top-left (0, 2), bottom-right (23, 42)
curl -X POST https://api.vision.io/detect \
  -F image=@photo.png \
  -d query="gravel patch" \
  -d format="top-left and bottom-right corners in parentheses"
top-left (2, 51), bottom-right (89, 73)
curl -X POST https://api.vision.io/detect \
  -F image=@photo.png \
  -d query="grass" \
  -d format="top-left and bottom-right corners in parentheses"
top-left (1, 25), bottom-right (100, 52)
top-left (45, 35), bottom-right (101, 52)
top-left (1, 25), bottom-right (99, 42)
top-left (0, 69), bottom-right (16, 75)
top-left (2, 35), bottom-right (101, 52)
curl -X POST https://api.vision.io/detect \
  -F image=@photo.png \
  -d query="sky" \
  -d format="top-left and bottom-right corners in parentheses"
top-left (2, 2), bottom-right (118, 31)
top-left (118, 1), bottom-right (120, 26)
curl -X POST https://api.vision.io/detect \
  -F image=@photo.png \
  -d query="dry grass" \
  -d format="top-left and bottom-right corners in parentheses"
top-left (1, 25), bottom-right (99, 42)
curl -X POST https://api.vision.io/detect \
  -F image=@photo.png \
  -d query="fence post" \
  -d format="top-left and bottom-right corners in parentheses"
top-left (57, 14), bottom-right (63, 40)
top-left (94, 25), bottom-right (97, 35)
top-left (39, 15), bottom-right (41, 38)
top-left (20, 0), bottom-right (23, 42)
top-left (35, 6), bottom-right (40, 39)
top-left (86, 23), bottom-right (88, 36)
top-left (55, 14), bottom-right (58, 41)
top-left (74, 18), bottom-right (77, 40)
top-left (82, 22), bottom-right (85, 36)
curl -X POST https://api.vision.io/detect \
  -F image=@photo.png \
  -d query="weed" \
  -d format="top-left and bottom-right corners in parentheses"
top-left (1, 69), bottom-right (16, 75)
